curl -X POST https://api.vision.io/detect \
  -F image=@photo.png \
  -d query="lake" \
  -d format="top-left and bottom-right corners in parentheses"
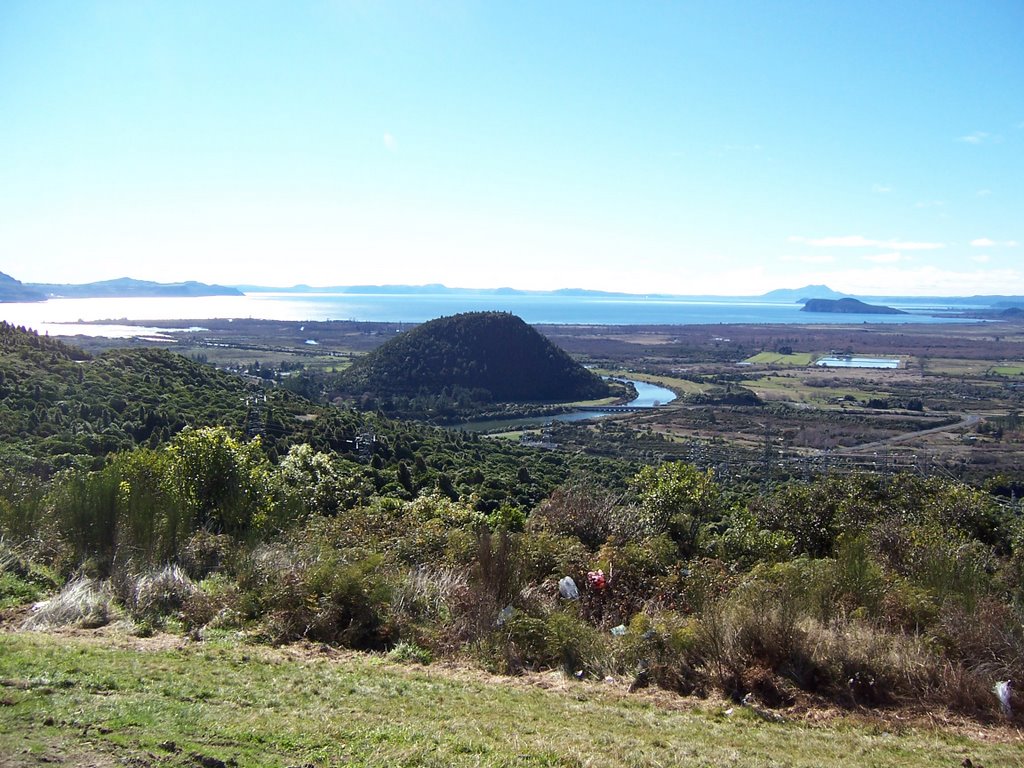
top-left (0, 292), bottom-right (983, 336)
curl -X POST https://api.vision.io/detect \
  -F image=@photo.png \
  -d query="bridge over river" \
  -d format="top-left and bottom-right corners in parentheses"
top-left (571, 405), bottom-right (650, 413)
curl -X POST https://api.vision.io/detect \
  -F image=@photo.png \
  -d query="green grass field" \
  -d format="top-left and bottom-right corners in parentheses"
top-left (748, 375), bottom-right (882, 404)
top-left (988, 364), bottom-right (1024, 376)
top-left (1, 631), bottom-right (1020, 768)
top-left (743, 352), bottom-right (815, 366)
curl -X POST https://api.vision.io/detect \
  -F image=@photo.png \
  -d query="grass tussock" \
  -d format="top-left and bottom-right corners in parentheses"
top-left (21, 576), bottom-right (115, 630)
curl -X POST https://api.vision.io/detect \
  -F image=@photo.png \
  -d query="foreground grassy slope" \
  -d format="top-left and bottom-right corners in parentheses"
top-left (1, 631), bottom-right (1020, 768)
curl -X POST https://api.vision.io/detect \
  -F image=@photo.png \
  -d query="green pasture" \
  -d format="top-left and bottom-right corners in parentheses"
top-left (743, 352), bottom-right (815, 366)
top-left (989, 364), bottom-right (1024, 376)
top-left (748, 375), bottom-right (881, 404)
top-left (1, 631), bottom-right (1019, 768)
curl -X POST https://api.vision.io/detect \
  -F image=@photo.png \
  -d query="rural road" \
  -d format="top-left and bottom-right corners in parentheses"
top-left (834, 412), bottom-right (981, 454)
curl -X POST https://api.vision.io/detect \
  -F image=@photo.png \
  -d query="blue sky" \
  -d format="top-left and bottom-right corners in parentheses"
top-left (2, 1), bottom-right (1022, 296)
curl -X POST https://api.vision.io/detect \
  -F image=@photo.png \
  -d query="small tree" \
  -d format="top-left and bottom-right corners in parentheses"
top-left (163, 427), bottom-right (277, 540)
top-left (631, 463), bottom-right (722, 554)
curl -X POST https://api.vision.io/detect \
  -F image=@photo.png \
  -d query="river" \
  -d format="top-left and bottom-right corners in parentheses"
top-left (454, 378), bottom-right (677, 433)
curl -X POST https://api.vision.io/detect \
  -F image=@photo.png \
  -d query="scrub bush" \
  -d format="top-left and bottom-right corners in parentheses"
top-left (127, 564), bottom-right (198, 624)
top-left (489, 609), bottom-right (607, 677)
top-left (616, 611), bottom-right (705, 695)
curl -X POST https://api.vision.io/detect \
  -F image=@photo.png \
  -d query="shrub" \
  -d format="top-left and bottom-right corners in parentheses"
top-left (631, 463), bottom-right (722, 554)
top-left (616, 611), bottom-right (704, 695)
top-left (878, 575), bottom-right (939, 631)
top-left (696, 564), bottom-right (824, 698)
top-left (516, 530), bottom-right (589, 585)
top-left (702, 508), bottom-right (794, 570)
top-left (528, 483), bottom-right (619, 550)
top-left (388, 640), bottom-right (433, 665)
top-left (490, 609), bottom-right (607, 677)
top-left (242, 540), bottom-right (393, 649)
top-left (0, 536), bottom-right (58, 609)
top-left (434, 531), bottom-right (521, 648)
top-left (721, 578), bottom-right (805, 670)
top-left (668, 557), bottom-right (737, 615)
top-left (774, 616), bottom-right (1005, 714)
top-left (0, 571), bottom-right (44, 609)
top-left (589, 535), bottom-right (678, 623)
top-left (48, 468), bottom-right (121, 575)
top-left (902, 525), bottom-right (993, 610)
top-left (163, 427), bottom-right (278, 540)
top-left (831, 534), bottom-right (885, 617)
top-left (932, 597), bottom-right (1024, 680)
top-left (179, 531), bottom-right (235, 580)
top-left (127, 564), bottom-right (199, 624)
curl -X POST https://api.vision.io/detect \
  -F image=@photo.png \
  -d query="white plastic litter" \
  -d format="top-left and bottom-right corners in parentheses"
top-left (558, 576), bottom-right (580, 600)
top-left (994, 680), bottom-right (1012, 717)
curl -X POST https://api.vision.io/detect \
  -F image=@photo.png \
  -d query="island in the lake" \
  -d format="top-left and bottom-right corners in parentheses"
top-left (801, 297), bottom-right (907, 315)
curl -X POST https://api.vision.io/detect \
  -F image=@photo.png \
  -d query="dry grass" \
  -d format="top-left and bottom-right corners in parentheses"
top-left (20, 577), bottom-right (114, 630)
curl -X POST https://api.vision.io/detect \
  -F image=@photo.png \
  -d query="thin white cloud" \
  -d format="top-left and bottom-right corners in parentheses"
top-left (789, 235), bottom-right (944, 251)
top-left (976, 189), bottom-right (992, 197)
top-left (971, 253), bottom-right (991, 264)
top-left (780, 254), bottom-right (835, 264)
top-left (383, 132), bottom-right (397, 152)
top-left (913, 200), bottom-right (945, 210)
top-left (710, 143), bottom-right (763, 155)
top-left (958, 131), bottom-right (992, 144)
top-left (872, 184), bottom-right (892, 194)
top-left (863, 252), bottom-right (906, 263)
top-left (972, 238), bottom-right (1018, 248)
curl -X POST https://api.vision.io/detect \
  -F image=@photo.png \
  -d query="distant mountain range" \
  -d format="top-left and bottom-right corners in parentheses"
top-left (4, 272), bottom-right (1024, 308)
top-left (0, 272), bottom-right (46, 302)
top-left (0, 274), bottom-right (241, 302)
top-left (759, 285), bottom-right (850, 302)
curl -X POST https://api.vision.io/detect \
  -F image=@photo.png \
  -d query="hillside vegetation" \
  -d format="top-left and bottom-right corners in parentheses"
top-left (0, 321), bottom-right (261, 473)
top-left (0, 319), bottom-right (629, 506)
top-left (336, 312), bottom-right (611, 403)
top-left (1, 319), bottom-right (1023, 740)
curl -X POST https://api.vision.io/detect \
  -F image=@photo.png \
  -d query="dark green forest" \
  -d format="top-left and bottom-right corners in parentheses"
top-left (2, 321), bottom-right (1023, 721)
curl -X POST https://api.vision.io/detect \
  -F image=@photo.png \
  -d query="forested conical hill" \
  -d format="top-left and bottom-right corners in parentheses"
top-left (337, 312), bottom-right (611, 402)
